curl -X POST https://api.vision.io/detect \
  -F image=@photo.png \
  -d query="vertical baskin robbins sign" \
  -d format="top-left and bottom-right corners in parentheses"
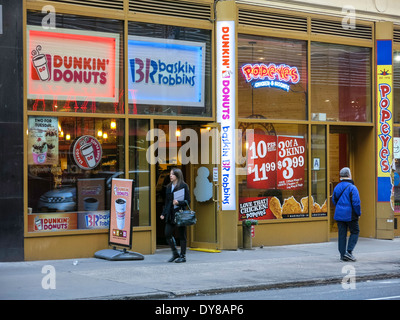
top-left (27, 26), bottom-right (119, 102)
top-left (376, 39), bottom-right (393, 202)
top-left (217, 21), bottom-right (236, 211)
top-left (127, 36), bottom-right (205, 107)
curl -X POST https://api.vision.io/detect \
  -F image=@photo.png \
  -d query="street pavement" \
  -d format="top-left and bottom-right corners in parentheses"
top-left (1, 237), bottom-right (400, 300)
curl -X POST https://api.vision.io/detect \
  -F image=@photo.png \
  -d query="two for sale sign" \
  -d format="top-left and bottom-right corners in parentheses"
top-left (246, 134), bottom-right (305, 190)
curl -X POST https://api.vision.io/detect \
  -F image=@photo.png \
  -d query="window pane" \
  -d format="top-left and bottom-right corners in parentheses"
top-left (128, 22), bottom-right (212, 117)
top-left (28, 116), bottom-right (124, 232)
top-left (311, 42), bottom-right (372, 122)
top-left (238, 35), bottom-right (308, 120)
top-left (27, 12), bottom-right (124, 114)
top-left (238, 123), bottom-right (309, 221)
top-left (129, 119), bottom-right (150, 227)
top-left (311, 125), bottom-right (327, 216)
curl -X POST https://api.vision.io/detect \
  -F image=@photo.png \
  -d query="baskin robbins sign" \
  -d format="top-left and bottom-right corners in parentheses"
top-left (241, 63), bottom-right (300, 91)
top-left (128, 36), bottom-right (205, 107)
top-left (27, 26), bottom-right (119, 102)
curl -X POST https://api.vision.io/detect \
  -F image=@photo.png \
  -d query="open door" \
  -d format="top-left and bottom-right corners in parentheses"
top-left (189, 123), bottom-right (220, 250)
top-left (328, 127), bottom-right (353, 238)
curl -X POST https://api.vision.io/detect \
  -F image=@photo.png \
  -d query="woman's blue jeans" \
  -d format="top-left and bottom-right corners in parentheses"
top-left (337, 220), bottom-right (360, 257)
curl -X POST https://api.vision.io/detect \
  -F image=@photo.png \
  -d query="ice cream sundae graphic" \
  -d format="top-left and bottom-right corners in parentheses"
top-left (32, 137), bottom-right (47, 164)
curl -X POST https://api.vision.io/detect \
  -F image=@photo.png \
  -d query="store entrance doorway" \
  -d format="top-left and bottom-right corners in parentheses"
top-left (328, 127), bottom-right (353, 238)
top-left (155, 121), bottom-right (220, 250)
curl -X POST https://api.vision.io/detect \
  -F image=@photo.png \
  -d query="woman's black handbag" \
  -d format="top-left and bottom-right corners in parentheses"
top-left (174, 200), bottom-right (197, 227)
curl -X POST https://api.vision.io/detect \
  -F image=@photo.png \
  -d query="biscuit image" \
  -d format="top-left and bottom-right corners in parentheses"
top-left (282, 196), bottom-right (302, 215)
top-left (300, 196), bottom-right (310, 213)
top-left (269, 196), bottom-right (282, 219)
top-left (312, 202), bottom-right (321, 213)
top-left (320, 200), bottom-right (327, 212)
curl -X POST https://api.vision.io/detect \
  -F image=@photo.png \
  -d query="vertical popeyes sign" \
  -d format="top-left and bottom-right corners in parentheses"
top-left (376, 40), bottom-right (393, 202)
top-left (27, 26), bottom-right (119, 102)
top-left (217, 20), bottom-right (236, 211)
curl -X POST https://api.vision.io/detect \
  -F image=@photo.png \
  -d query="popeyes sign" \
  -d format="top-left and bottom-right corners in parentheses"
top-left (241, 63), bottom-right (300, 91)
top-left (27, 26), bottom-right (119, 102)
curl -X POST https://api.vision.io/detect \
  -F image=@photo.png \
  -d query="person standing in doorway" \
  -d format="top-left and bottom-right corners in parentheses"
top-left (160, 168), bottom-right (190, 263)
top-left (332, 167), bottom-right (361, 262)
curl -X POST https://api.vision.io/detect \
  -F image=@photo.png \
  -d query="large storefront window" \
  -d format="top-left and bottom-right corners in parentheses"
top-left (237, 123), bottom-right (324, 221)
top-left (238, 35), bottom-right (308, 120)
top-left (28, 117), bottom-right (125, 232)
top-left (127, 22), bottom-right (212, 117)
top-left (311, 42), bottom-right (372, 122)
top-left (311, 126), bottom-right (327, 211)
top-left (27, 12), bottom-right (124, 114)
top-left (129, 119), bottom-right (150, 227)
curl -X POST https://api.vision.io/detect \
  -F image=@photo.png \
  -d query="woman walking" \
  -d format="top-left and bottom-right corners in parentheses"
top-left (160, 168), bottom-right (190, 263)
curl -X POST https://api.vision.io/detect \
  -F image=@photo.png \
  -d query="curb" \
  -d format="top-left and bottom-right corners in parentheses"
top-left (78, 272), bottom-right (400, 300)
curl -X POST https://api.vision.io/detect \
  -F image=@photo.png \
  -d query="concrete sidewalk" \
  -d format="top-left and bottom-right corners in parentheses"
top-left (1, 237), bottom-right (400, 300)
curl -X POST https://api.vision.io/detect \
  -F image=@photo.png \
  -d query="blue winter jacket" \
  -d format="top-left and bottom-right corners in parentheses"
top-left (332, 179), bottom-right (361, 222)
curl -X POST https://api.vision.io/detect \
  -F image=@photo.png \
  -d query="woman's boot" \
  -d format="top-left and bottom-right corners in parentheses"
top-left (167, 237), bottom-right (179, 262)
top-left (175, 254), bottom-right (186, 263)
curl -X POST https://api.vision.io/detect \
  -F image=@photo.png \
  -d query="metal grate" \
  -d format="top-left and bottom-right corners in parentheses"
top-left (311, 18), bottom-right (372, 40)
top-left (239, 9), bottom-right (308, 33)
top-left (394, 29), bottom-right (400, 43)
top-left (35, 0), bottom-right (124, 10)
top-left (130, 0), bottom-right (211, 21)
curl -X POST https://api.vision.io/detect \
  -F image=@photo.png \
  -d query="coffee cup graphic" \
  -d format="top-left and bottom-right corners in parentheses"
top-left (115, 198), bottom-right (126, 230)
top-left (83, 197), bottom-right (99, 211)
top-left (32, 54), bottom-right (50, 81)
top-left (81, 143), bottom-right (96, 168)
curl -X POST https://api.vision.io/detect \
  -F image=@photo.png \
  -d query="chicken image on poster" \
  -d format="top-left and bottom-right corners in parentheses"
top-left (246, 133), bottom-right (277, 189)
top-left (277, 135), bottom-right (305, 190)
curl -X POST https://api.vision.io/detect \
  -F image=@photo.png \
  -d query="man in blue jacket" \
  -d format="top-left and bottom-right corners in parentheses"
top-left (332, 167), bottom-right (361, 262)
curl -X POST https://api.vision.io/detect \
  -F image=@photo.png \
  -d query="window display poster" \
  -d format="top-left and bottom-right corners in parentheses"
top-left (77, 178), bottom-right (109, 230)
top-left (239, 197), bottom-right (276, 221)
top-left (246, 133), bottom-right (277, 189)
top-left (27, 26), bottom-right (119, 103)
top-left (28, 213), bottom-right (77, 232)
top-left (128, 36), bottom-right (205, 107)
top-left (28, 116), bottom-right (58, 165)
top-left (277, 135), bottom-right (305, 190)
top-left (109, 178), bottom-right (133, 248)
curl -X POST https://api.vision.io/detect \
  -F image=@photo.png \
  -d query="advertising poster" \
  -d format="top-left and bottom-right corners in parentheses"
top-left (239, 197), bottom-right (275, 221)
top-left (246, 133), bottom-right (277, 189)
top-left (77, 178), bottom-right (109, 230)
top-left (276, 135), bottom-right (306, 190)
top-left (28, 116), bottom-right (58, 165)
top-left (27, 26), bottom-right (119, 102)
top-left (28, 213), bottom-right (77, 232)
top-left (128, 36), bottom-right (205, 107)
top-left (109, 178), bottom-right (133, 248)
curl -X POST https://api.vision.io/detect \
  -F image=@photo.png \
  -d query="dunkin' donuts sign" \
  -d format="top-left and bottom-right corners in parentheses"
top-left (27, 26), bottom-right (119, 102)
top-left (73, 135), bottom-right (102, 170)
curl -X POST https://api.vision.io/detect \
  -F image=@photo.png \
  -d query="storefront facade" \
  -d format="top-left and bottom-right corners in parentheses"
top-left (1, 0), bottom-right (400, 261)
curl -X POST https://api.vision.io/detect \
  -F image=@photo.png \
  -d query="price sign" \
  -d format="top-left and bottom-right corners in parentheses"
top-left (246, 133), bottom-right (277, 189)
top-left (277, 136), bottom-right (305, 190)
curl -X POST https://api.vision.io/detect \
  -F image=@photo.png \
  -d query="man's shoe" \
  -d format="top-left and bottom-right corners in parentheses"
top-left (344, 252), bottom-right (356, 262)
top-left (340, 255), bottom-right (349, 262)
top-left (175, 255), bottom-right (186, 263)
top-left (168, 251), bottom-right (180, 262)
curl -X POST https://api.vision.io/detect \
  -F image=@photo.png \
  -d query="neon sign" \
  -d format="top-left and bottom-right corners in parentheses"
top-left (241, 63), bottom-right (300, 92)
